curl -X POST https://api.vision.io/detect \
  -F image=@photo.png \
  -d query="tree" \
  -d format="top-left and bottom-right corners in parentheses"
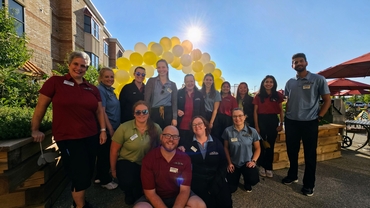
top-left (0, 6), bottom-right (32, 69)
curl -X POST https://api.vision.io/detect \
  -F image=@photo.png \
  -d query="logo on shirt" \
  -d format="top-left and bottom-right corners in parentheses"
top-left (173, 161), bottom-right (183, 166)
top-left (209, 151), bottom-right (219, 155)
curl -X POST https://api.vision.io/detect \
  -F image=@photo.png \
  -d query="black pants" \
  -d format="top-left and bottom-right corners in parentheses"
top-left (95, 133), bottom-right (112, 185)
top-left (212, 113), bottom-right (233, 145)
top-left (258, 114), bottom-right (279, 170)
top-left (150, 106), bottom-right (173, 129)
top-left (116, 160), bottom-right (143, 201)
top-left (285, 117), bottom-right (318, 189)
top-left (227, 164), bottom-right (260, 193)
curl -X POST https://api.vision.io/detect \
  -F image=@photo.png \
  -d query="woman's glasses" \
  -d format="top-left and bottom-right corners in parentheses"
top-left (232, 115), bottom-right (244, 119)
top-left (162, 133), bottom-right (180, 140)
top-left (192, 122), bottom-right (204, 127)
top-left (135, 72), bottom-right (146, 77)
top-left (134, 109), bottom-right (149, 116)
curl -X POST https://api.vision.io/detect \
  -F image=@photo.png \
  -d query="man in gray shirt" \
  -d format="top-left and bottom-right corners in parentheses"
top-left (282, 53), bottom-right (331, 197)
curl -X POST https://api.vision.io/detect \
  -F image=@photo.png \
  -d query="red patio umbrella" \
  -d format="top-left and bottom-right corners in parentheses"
top-left (339, 89), bottom-right (370, 96)
top-left (327, 78), bottom-right (370, 92)
top-left (318, 52), bottom-right (370, 78)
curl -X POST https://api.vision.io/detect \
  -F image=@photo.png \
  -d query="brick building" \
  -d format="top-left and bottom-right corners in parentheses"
top-left (2, 0), bottom-right (124, 75)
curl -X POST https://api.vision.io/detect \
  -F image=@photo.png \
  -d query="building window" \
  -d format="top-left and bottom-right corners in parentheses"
top-left (103, 41), bottom-right (108, 55)
top-left (8, 0), bottom-right (24, 36)
top-left (84, 15), bottom-right (99, 40)
top-left (117, 50), bottom-right (123, 58)
top-left (86, 52), bottom-right (99, 69)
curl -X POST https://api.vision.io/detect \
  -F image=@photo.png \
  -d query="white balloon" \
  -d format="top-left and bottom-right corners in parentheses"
top-left (134, 42), bottom-right (147, 55)
top-left (123, 50), bottom-right (134, 58)
top-left (200, 52), bottom-right (211, 64)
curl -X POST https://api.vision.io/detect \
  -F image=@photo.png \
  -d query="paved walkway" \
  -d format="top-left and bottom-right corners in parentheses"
top-left (53, 132), bottom-right (370, 208)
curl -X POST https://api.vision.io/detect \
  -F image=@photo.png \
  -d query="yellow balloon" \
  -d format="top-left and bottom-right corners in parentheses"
top-left (134, 42), bottom-right (147, 55)
top-left (171, 57), bottom-right (181, 68)
top-left (180, 54), bottom-right (192, 67)
top-left (191, 49), bottom-right (202, 61)
top-left (150, 43), bottom-right (163, 56)
top-left (115, 70), bottom-right (130, 84)
top-left (148, 42), bottom-right (155, 50)
top-left (129, 65), bottom-right (138, 77)
top-left (192, 61), bottom-right (203, 72)
top-left (129, 52), bottom-right (143, 66)
top-left (212, 68), bottom-right (222, 78)
top-left (123, 50), bottom-right (133, 58)
top-left (162, 51), bottom-right (174, 64)
top-left (116, 57), bottom-right (131, 70)
top-left (197, 80), bottom-right (203, 88)
top-left (114, 83), bottom-right (124, 98)
top-left (143, 65), bottom-right (155, 78)
top-left (112, 68), bottom-right (118, 74)
top-left (214, 77), bottom-right (223, 90)
top-left (143, 51), bottom-right (157, 65)
top-left (182, 65), bottom-right (192, 74)
top-left (181, 40), bottom-right (193, 54)
top-left (172, 45), bottom-right (184, 57)
top-left (210, 60), bottom-right (216, 66)
top-left (220, 76), bottom-right (225, 82)
top-left (203, 63), bottom-right (215, 74)
top-left (171, 36), bottom-right (181, 47)
top-left (160, 37), bottom-right (172, 51)
top-left (200, 53), bottom-right (211, 64)
top-left (194, 71), bottom-right (205, 82)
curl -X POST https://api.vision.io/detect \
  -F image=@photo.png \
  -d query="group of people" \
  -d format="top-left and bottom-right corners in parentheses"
top-left (31, 51), bottom-right (330, 208)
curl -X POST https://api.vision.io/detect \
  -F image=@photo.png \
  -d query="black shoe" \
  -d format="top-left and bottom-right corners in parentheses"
top-left (244, 184), bottom-right (252, 192)
top-left (301, 187), bottom-right (314, 196)
top-left (282, 176), bottom-right (298, 185)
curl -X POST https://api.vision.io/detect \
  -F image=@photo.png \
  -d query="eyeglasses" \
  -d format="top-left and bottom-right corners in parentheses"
top-left (161, 85), bottom-right (165, 94)
top-left (134, 109), bottom-right (149, 116)
top-left (162, 133), bottom-right (180, 140)
top-left (135, 72), bottom-right (146, 77)
top-left (232, 115), bottom-right (244, 119)
top-left (192, 122), bottom-right (204, 127)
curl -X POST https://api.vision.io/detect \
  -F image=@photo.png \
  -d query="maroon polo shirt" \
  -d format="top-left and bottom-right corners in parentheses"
top-left (179, 91), bottom-right (194, 130)
top-left (218, 94), bottom-right (238, 116)
top-left (39, 74), bottom-right (101, 141)
top-left (141, 147), bottom-right (192, 199)
top-left (253, 92), bottom-right (284, 114)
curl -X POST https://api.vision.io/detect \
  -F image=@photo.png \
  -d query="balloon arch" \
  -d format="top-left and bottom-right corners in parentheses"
top-left (112, 37), bottom-right (224, 95)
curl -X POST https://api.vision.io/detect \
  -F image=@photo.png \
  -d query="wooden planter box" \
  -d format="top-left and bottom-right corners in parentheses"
top-left (0, 131), bottom-right (68, 208)
top-left (273, 124), bottom-right (344, 170)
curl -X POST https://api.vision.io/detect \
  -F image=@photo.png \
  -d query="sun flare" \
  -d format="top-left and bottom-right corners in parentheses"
top-left (186, 26), bottom-right (203, 45)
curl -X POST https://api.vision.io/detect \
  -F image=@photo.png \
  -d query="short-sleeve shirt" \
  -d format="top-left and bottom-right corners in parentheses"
top-left (222, 125), bottom-right (260, 168)
top-left (152, 79), bottom-right (173, 107)
top-left (39, 74), bottom-right (101, 141)
top-left (204, 91), bottom-right (221, 112)
top-left (98, 83), bottom-right (121, 130)
top-left (284, 71), bottom-right (330, 121)
top-left (253, 92), bottom-right (284, 114)
top-left (112, 120), bottom-right (162, 164)
top-left (141, 147), bottom-right (192, 199)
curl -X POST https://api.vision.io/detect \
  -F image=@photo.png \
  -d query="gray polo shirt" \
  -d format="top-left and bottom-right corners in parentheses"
top-left (152, 79), bottom-right (172, 108)
top-left (98, 83), bottom-right (121, 130)
top-left (204, 91), bottom-right (221, 112)
top-left (222, 125), bottom-right (260, 168)
top-left (284, 71), bottom-right (330, 121)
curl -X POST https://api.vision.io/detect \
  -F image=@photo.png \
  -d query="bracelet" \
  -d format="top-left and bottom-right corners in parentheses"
top-left (100, 128), bottom-right (106, 132)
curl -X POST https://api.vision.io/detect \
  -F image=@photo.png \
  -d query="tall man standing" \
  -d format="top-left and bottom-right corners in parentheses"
top-left (282, 53), bottom-right (331, 196)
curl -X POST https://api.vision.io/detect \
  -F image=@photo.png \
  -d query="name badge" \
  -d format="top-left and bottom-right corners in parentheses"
top-left (130, 134), bottom-right (138, 141)
top-left (167, 88), bottom-right (172, 93)
top-left (63, 80), bottom-right (74, 86)
top-left (190, 146), bottom-right (197, 152)
top-left (170, 167), bottom-right (178, 173)
top-left (231, 138), bottom-right (238, 142)
top-left (303, 85), bottom-right (311, 90)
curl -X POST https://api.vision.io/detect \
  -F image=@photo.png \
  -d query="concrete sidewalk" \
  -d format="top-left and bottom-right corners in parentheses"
top-left (52, 133), bottom-right (370, 208)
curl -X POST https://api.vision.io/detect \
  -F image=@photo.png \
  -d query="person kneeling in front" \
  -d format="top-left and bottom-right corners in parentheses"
top-left (133, 125), bottom-right (206, 208)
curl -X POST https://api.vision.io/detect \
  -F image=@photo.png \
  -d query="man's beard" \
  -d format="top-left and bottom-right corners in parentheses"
top-left (294, 66), bottom-right (306, 72)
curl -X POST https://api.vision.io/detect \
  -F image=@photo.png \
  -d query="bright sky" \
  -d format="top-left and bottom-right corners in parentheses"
top-left (91, 0), bottom-right (370, 94)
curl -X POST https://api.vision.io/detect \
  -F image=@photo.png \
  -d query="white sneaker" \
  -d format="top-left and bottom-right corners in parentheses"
top-left (266, 170), bottom-right (273, 178)
top-left (259, 167), bottom-right (266, 177)
top-left (101, 181), bottom-right (118, 190)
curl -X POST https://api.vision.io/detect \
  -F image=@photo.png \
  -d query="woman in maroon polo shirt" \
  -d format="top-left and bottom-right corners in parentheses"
top-left (31, 51), bottom-right (106, 208)
top-left (212, 81), bottom-right (238, 144)
top-left (253, 75), bottom-right (284, 178)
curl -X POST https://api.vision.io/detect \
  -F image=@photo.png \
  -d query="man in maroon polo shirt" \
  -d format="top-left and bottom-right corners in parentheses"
top-left (134, 126), bottom-right (206, 208)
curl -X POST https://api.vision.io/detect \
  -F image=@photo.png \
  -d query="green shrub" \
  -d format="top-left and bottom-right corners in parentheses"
top-left (0, 106), bottom-right (52, 140)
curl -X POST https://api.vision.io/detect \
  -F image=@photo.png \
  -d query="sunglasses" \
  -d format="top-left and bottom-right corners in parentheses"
top-left (161, 85), bottom-right (165, 94)
top-left (135, 72), bottom-right (146, 77)
top-left (134, 109), bottom-right (149, 116)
